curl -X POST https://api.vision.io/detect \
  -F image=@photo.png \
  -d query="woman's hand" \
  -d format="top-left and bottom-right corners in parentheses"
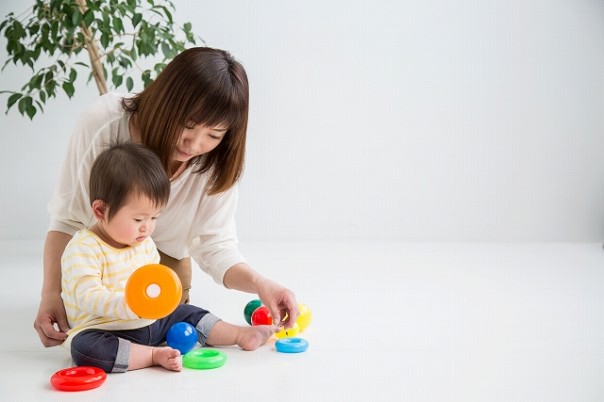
top-left (223, 262), bottom-right (300, 328)
top-left (36, 231), bottom-right (73, 347)
top-left (33, 293), bottom-right (70, 347)
top-left (256, 278), bottom-right (299, 329)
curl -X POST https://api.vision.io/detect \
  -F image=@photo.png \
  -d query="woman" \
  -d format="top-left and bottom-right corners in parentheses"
top-left (34, 47), bottom-right (298, 347)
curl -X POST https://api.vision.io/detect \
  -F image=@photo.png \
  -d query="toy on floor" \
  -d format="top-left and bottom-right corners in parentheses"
top-left (275, 322), bottom-right (300, 339)
top-left (182, 349), bottom-right (227, 369)
top-left (125, 264), bottom-right (182, 319)
top-left (50, 366), bottom-right (107, 391)
top-left (244, 299), bottom-right (313, 334)
top-left (167, 322), bottom-right (198, 354)
top-left (295, 303), bottom-right (312, 331)
top-left (275, 338), bottom-right (309, 353)
top-left (251, 305), bottom-right (273, 326)
top-left (243, 299), bottom-right (263, 325)
top-left (244, 299), bottom-right (312, 352)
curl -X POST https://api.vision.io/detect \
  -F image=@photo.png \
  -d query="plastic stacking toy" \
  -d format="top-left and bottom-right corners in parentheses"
top-left (245, 300), bottom-right (313, 331)
top-left (166, 322), bottom-right (198, 354)
top-left (183, 349), bottom-right (227, 370)
top-left (243, 299), bottom-right (262, 325)
top-left (251, 305), bottom-right (272, 326)
top-left (275, 322), bottom-right (300, 339)
top-left (125, 264), bottom-right (182, 319)
top-left (296, 303), bottom-right (312, 332)
top-left (275, 338), bottom-right (309, 353)
top-left (50, 366), bottom-right (107, 391)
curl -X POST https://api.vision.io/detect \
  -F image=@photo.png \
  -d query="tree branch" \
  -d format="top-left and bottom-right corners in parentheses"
top-left (74, 0), bottom-right (107, 95)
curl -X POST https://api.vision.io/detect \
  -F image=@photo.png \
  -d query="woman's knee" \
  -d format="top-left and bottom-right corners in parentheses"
top-left (158, 251), bottom-right (192, 304)
top-left (180, 288), bottom-right (190, 304)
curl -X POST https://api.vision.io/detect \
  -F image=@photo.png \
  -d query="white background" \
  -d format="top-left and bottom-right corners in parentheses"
top-left (1, 0), bottom-right (603, 242)
top-left (1, 3), bottom-right (604, 400)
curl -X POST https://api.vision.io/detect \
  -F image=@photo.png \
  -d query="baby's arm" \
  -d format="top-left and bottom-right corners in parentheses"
top-left (62, 244), bottom-right (138, 320)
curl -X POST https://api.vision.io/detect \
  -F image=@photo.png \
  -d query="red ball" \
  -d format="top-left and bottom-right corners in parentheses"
top-left (251, 305), bottom-right (272, 326)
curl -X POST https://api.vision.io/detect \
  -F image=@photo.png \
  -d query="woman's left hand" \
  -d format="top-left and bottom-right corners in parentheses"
top-left (256, 278), bottom-right (299, 329)
top-left (222, 263), bottom-right (300, 328)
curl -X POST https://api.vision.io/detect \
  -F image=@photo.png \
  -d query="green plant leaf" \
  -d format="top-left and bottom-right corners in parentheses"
top-left (51, 21), bottom-right (59, 41)
top-left (112, 17), bottom-right (123, 34)
top-left (141, 69), bottom-right (152, 87)
top-left (100, 32), bottom-right (109, 48)
top-left (86, 0), bottom-right (101, 12)
top-left (83, 10), bottom-right (94, 28)
top-left (44, 70), bottom-right (53, 84)
top-left (7, 93), bottom-right (22, 109)
top-left (161, 42), bottom-right (171, 59)
top-left (112, 73), bottom-right (123, 87)
top-left (158, 6), bottom-right (173, 24)
top-left (71, 10), bottom-right (83, 27)
top-left (132, 13), bottom-right (142, 28)
top-left (26, 104), bottom-right (36, 119)
top-left (47, 80), bottom-right (57, 98)
top-left (33, 73), bottom-right (44, 88)
top-left (1, 0), bottom-right (202, 119)
top-left (62, 82), bottom-right (75, 98)
top-left (18, 96), bottom-right (32, 115)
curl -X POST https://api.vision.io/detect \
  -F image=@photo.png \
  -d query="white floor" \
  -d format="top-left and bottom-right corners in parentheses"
top-left (0, 240), bottom-right (603, 401)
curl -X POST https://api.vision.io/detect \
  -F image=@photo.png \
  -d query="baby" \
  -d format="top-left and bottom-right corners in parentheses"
top-left (60, 142), bottom-right (274, 372)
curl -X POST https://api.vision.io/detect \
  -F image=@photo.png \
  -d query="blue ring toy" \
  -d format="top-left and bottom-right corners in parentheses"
top-left (275, 337), bottom-right (309, 353)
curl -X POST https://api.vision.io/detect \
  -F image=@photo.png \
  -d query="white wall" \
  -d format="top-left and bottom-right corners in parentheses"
top-left (1, 0), bottom-right (603, 242)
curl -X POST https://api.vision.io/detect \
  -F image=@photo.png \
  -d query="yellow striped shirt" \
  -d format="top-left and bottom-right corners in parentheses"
top-left (61, 229), bottom-right (158, 347)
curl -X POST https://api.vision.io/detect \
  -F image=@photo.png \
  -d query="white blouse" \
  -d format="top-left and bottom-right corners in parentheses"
top-left (48, 92), bottom-right (246, 285)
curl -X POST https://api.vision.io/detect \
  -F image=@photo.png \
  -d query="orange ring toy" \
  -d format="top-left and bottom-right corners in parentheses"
top-left (125, 264), bottom-right (182, 319)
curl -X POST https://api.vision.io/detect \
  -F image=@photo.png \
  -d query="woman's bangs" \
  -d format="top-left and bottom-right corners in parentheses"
top-left (188, 92), bottom-right (246, 130)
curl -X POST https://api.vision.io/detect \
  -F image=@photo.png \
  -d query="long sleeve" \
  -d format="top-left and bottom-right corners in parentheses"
top-left (150, 166), bottom-right (247, 286)
top-left (61, 230), bottom-right (157, 347)
top-left (62, 244), bottom-right (139, 321)
top-left (188, 185), bottom-right (247, 285)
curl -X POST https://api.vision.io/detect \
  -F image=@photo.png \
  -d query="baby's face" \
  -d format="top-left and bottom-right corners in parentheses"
top-left (104, 194), bottom-right (163, 248)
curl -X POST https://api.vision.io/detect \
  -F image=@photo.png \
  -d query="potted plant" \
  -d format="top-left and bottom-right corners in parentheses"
top-left (0, 0), bottom-right (201, 119)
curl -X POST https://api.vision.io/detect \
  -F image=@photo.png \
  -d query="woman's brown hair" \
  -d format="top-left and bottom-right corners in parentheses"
top-left (122, 47), bottom-right (248, 195)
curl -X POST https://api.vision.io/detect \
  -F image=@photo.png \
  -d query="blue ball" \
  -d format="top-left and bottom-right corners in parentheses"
top-left (166, 322), bottom-right (198, 354)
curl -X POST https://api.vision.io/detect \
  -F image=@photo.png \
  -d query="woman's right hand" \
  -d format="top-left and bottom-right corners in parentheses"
top-left (33, 293), bottom-right (70, 347)
top-left (36, 231), bottom-right (73, 347)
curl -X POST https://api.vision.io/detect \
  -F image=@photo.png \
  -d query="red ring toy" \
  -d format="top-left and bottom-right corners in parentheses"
top-left (50, 366), bottom-right (107, 391)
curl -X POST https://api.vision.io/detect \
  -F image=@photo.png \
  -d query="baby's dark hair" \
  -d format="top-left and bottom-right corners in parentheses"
top-left (89, 142), bottom-right (170, 221)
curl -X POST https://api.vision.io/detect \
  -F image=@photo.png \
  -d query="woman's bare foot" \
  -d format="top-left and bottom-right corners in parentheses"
top-left (152, 347), bottom-right (182, 371)
top-left (236, 325), bottom-right (275, 351)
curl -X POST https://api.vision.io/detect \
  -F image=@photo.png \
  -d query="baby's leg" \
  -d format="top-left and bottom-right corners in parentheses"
top-left (168, 304), bottom-right (274, 351)
top-left (72, 329), bottom-right (183, 373)
top-left (129, 344), bottom-right (182, 372)
top-left (206, 322), bottom-right (275, 351)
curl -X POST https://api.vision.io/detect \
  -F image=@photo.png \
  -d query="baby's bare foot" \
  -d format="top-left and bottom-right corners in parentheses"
top-left (237, 325), bottom-right (275, 351)
top-left (153, 347), bottom-right (182, 371)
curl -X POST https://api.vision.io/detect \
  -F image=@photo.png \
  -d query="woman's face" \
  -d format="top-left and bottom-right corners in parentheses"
top-left (173, 123), bottom-right (228, 162)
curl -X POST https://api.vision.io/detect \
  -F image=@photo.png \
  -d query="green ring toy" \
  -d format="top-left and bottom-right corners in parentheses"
top-left (182, 349), bottom-right (227, 370)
